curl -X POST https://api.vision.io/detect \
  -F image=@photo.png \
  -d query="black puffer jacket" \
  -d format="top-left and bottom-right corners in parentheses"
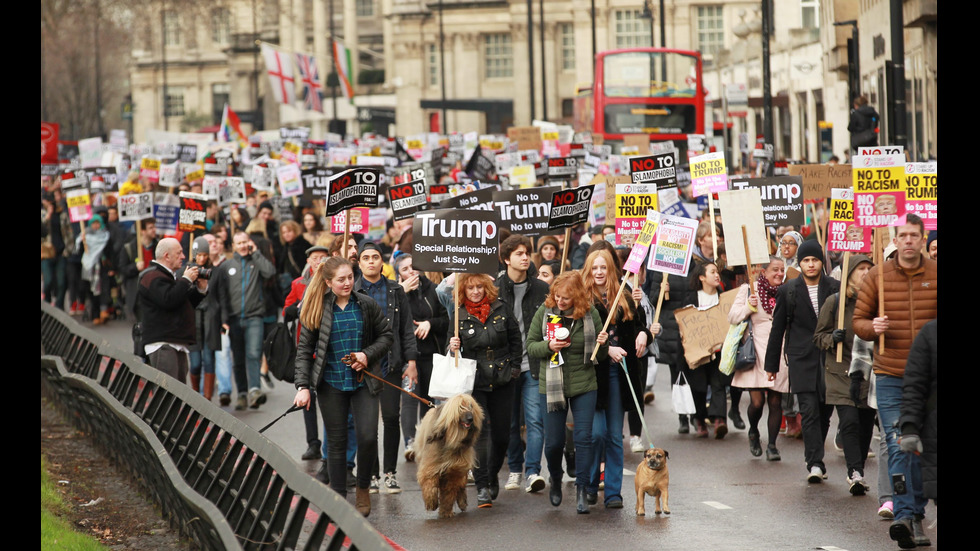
top-left (450, 300), bottom-right (523, 392)
top-left (406, 275), bottom-right (449, 356)
top-left (900, 319), bottom-right (937, 500)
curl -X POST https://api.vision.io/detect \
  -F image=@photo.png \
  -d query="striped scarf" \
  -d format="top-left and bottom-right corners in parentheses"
top-left (543, 307), bottom-right (596, 413)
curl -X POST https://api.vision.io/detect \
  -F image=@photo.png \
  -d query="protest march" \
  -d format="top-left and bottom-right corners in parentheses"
top-left (40, 122), bottom-right (937, 548)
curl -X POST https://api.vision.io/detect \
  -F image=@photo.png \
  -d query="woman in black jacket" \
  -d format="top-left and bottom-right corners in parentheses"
top-left (393, 254), bottom-right (449, 461)
top-left (292, 257), bottom-right (393, 517)
top-left (447, 272), bottom-right (523, 509)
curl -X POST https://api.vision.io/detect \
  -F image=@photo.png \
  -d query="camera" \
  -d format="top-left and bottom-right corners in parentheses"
top-left (197, 267), bottom-right (212, 280)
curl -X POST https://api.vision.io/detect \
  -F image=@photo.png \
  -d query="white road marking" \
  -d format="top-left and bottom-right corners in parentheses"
top-left (702, 501), bottom-right (732, 510)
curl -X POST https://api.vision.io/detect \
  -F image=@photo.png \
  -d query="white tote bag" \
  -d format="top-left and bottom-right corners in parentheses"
top-left (672, 372), bottom-right (697, 415)
top-left (428, 352), bottom-right (478, 399)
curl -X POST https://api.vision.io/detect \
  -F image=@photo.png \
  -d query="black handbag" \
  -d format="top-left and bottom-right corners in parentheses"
top-left (734, 318), bottom-right (757, 371)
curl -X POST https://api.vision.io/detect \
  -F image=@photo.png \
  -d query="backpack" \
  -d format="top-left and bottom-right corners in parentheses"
top-left (263, 321), bottom-right (297, 383)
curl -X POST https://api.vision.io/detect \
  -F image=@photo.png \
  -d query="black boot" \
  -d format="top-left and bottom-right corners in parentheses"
top-left (576, 485), bottom-right (590, 514)
top-left (912, 515), bottom-right (931, 547)
top-left (678, 415), bottom-right (690, 434)
top-left (549, 477), bottom-right (562, 507)
top-left (315, 460), bottom-right (330, 485)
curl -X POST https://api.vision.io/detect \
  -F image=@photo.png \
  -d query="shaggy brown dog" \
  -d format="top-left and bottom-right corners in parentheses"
top-left (415, 393), bottom-right (485, 518)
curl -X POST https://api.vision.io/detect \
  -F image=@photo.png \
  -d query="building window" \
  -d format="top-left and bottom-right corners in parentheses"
top-left (614, 10), bottom-right (651, 49)
top-left (560, 23), bottom-right (575, 71)
top-left (484, 34), bottom-right (513, 79)
top-left (211, 8), bottom-right (231, 44)
top-left (164, 87), bottom-right (185, 118)
top-left (696, 6), bottom-right (724, 56)
top-left (356, 0), bottom-right (374, 17)
top-left (428, 44), bottom-right (439, 86)
top-left (163, 10), bottom-right (181, 46)
top-left (801, 0), bottom-right (819, 29)
top-left (212, 83), bottom-right (230, 123)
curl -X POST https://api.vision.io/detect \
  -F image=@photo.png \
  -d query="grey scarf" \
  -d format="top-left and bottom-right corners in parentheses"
top-left (542, 307), bottom-right (597, 413)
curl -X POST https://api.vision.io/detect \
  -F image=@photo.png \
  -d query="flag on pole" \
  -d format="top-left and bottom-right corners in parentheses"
top-left (219, 104), bottom-right (248, 145)
top-left (261, 43), bottom-right (296, 105)
top-left (332, 39), bottom-right (355, 101)
top-left (295, 52), bottom-right (324, 112)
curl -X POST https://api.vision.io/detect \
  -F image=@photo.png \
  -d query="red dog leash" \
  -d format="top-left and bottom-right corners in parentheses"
top-left (343, 353), bottom-right (435, 408)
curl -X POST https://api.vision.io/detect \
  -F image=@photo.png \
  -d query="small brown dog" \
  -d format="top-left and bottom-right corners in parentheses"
top-left (635, 447), bottom-right (670, 516)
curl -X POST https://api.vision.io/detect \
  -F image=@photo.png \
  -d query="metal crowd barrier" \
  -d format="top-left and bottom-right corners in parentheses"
top-left (40, 302), bottom-right (391, 551)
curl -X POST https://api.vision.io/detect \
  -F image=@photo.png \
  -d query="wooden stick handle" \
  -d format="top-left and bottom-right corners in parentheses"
top-left (559, 227), bottom-right (571, 274)
top-left (454, 280), bottom-right (460, 367)
top-left (653, 274), bottom-right (667, 325)
top-left (591, 273), bottom-right (629, 361)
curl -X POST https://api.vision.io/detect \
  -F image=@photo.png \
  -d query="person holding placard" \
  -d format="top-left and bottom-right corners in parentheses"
top-left (729, 257), bottom-right (789, 461)
top-left (292, 257), bottom-right (393, 517)
top-left (118, 219), bottom-right (159, 320)
top-left (447, 273), bottom-right (524, 509)
top-left (581, 249), bottom-right (650, 509)
top-left (526, 271), bottom-right (609, 513)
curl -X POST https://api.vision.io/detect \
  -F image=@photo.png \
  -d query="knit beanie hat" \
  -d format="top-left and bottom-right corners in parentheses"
top-left (797, 239), bottom-right (823, 263)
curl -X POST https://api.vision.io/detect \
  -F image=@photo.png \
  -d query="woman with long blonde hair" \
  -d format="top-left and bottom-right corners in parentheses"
top-left (579, 249), bottom-right (650, 509)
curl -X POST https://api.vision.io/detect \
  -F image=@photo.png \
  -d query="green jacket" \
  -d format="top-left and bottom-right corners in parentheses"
top-left (527, 304), bottom-right (608, 398)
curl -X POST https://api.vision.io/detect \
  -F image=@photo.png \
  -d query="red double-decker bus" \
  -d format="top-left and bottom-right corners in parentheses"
top-left (574, 48), bottom-right (705, 156)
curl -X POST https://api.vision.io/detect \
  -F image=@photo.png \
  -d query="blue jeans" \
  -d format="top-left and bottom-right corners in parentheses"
top-left (229, 316), bottom-right (263, 394)
top-left (876, 374), bottom-right (927, 520)
top-left (542, 389), bottom-right (595, 487)
top-left (589, 364), bottom-right (624, 503)
top-left (41, 256), bottom-right (67, 309)
top-left (189, 344), bottom-right (215, 379)
top-left (214, 333), bottom-right (233, 396)
top-left (508, 371), bottom-right (545, 476)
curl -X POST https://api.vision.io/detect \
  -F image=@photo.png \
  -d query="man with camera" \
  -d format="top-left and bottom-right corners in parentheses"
top-left (137, 237), bottom-right (208, 383)
top-left (214, 231), bottom-right (276, 410)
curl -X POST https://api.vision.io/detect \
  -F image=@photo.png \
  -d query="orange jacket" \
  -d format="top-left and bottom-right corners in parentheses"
top-left (852, 254), bottom-right (937, 377)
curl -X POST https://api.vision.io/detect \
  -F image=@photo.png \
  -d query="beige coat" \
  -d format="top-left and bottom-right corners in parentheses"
top-left (728, 284), bottom-right (789, 392)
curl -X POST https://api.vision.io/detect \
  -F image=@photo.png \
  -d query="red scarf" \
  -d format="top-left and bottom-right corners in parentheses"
top-left (464, 295), bottom-right (493, 323)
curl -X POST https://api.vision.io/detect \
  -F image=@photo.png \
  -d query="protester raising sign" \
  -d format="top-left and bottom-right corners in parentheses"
top-left (387, 179), bottom-right (427, 221)
top-left (117, 193), bottom-right (154, 222)
top-left (674, 289), bottom-right (739, 368)
top-left (178, 192), bottom-right (208, 232)
top-left (729, 176), bottom-right (805, 228)
top-left (689, 152), bottom-right (728, 197)
top-left (323, 168), bottom-right (382, 217)
top-left (548, 185), bottom-right (594, 231)
top-left (827, 188), bottom-right (871, 253)
top-left (717, 188), bottom-right (770, 267)
top-left (851, 154), bottom-right (907, 227)
top-left (411, 209), bottom-right (501, 275)
top-left (66, 189), bottom-right (93, 223)
top-left (905, 162), bottom-right (937, 230)
top-left (492, 187), bottom-right (559, 236)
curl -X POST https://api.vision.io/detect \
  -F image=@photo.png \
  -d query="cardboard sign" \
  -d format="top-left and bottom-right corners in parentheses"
top-left (387, 179), bottom-right (428, 221)
top-left (117, 192), bottom-right (154, 222)
top-left (690, 152), bottom-right (728, 197)
top-left (66, 189), bottom-right (92, 223)
top-left (622, 134), bottom-right (650, 153)
top-left (674, 288), bottom-right (740, 367)
top-left (827, 188), bottom-right (872, 253)
top-left (852, 154), bottom-right (907, 227)
top-left (787, 164), bottom-right (852, 202)
top-left (648, 213), bottom-right (699, 275)
top-left (629, 153), bottom-right (676, 186)
top-left (330, 208), bottom-right (369, 234)
top-left (905, 162), bottom-right (937, 230)
top-left (439, 187), bottom-right (495, 211)
top-left (717, 189), bottom-right (770, 266)
top-left (178, 192), bottom-right (208, 232)
top-left (548, 185), bottom-right (594, 231)
top-left (276, 164), bottom-right (303, 198)
top-left (547, 157), bottom-right (579, 178)
top-left (325, 168), bottom-right (382, 217)
top-left (623, 210), bottom-right (660, 274)
top-left (615, 183), bottom-right (658, 246)
top-left (508, 126), bottom-right (543, 152)
top-left (154, 192), bottom-right (179, 235)
top-left (729, 176), bottom-right (805, 228)
top-left (411, 209), bottom-right (501, 274)
top-left (493, 187), bottom-right (560, 236)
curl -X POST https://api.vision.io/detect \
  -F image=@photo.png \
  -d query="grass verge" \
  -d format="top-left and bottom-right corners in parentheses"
top-left (41, 456), bottom-right (106, 550)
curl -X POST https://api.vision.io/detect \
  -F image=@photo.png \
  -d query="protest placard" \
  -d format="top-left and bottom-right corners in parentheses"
top-left (66, 189), bottom-right (92, 223)
top-left (330, 208), bottom-right (369, 234)
top-left (852, 154), bottom-right (906, 227)
top-left (464, 145), bottom-right (494, 180)
top-left (78, 137), bottom-right (103, 168)
top-left (153, 193), bottom-right (179, 235)
top-left (622, 134), bottom-right (650, 153)
top-left (178, 192), bottom-right (208, 232)
top-left (689, 152), bottom-right (728, 197)
top-left (387, 179), bottom-right (428, 221)
top-left (250, 165), bottom-right (275, 190)
top-left (647, 213), bottom-right (699, 275)
top-left (325, 167), bottom-right (383, 217)
top-left (858, 146), bottom-right (904, 157)
top-left (717, 188), bottom-right (770, 267)
top-left (623, 210), bottom-right (660, 274)
top-left (140, 156), bottom-right (160, 183)
top-left (276, 164), bottom-right (303, 198)
top-left (178, 143), bottom-right (198, 163)
top-left (82, 167), bottom-right (121, 191)
top-left (202, 176), bottom-right (221, 201)
top-left (674, 288), bottom-right (739, 367)
top-left (787, 164), bottom-right (852, 202)
top-left (439, 187), bottom-right (495, 211)
top-left (548, 185), bottom-right (594, 231)
top-left (184, 166), bottom-right (204, 184)
top-left (827, 188), bottom-right (871, 253)
top-left (615, 183), bottom-right (658, 246)
top-left (729, 176), bottom-right (805, 228)
top-left (547, 157), bottom-right (579, 178)
top-left (629, 153), bottom-right (676, 186)
top-left (509, 164), bottom-right (536, 187)
top-left (411, 209), bottom-right (501, 275)
top-left (589, 178), bottom-right (606, 226)
top-left (159, 162), bottom-right (180, 187)
top-left (905, 162), bottom-right (937, 230)
top-left (117, 193), bottom-right (154, 222)
top-left (221, 177), bottom-right (246, 205)
top-left (493, 187), bottom-right (560, 236)
top-left (508, 126), bottom-right (543, 152)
